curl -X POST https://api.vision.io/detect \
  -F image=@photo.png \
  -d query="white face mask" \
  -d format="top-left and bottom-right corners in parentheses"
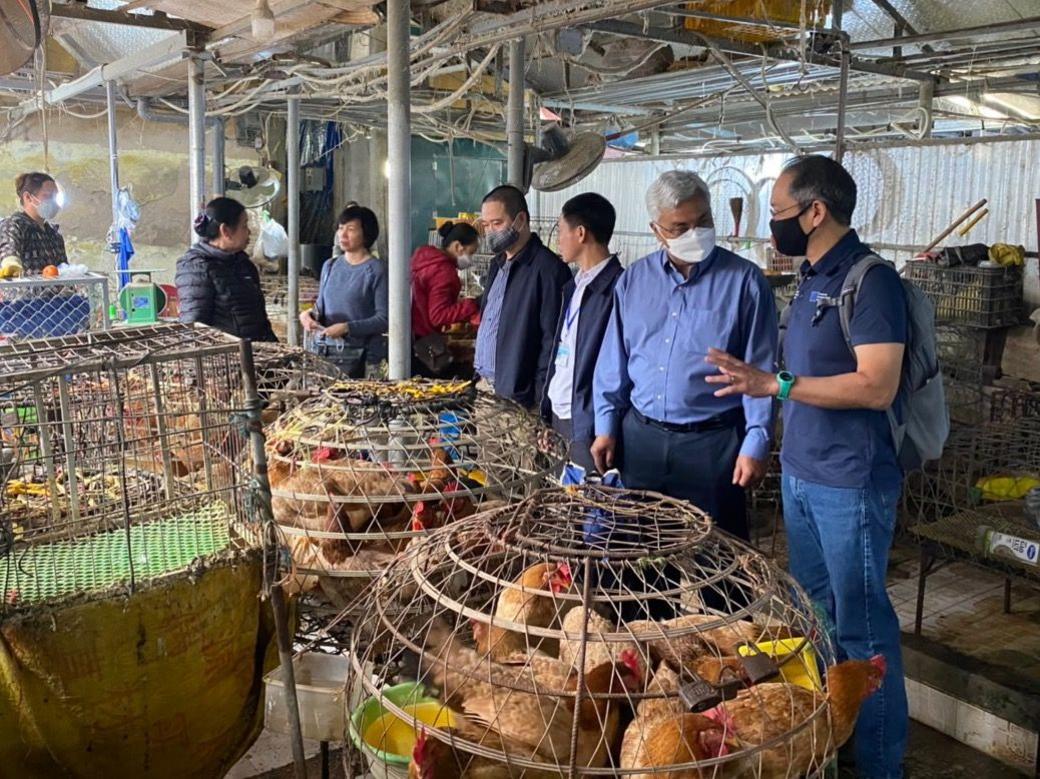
top-left (665, 226), bottom-right (715, 264)
top-left (456, 254), bottom-right (473, 270)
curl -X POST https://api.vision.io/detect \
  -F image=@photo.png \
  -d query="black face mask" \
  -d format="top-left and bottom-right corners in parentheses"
top-left (769, 204), bottom-right (814, 257)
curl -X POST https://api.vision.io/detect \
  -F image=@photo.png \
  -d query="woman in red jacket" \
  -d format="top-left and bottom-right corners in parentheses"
top-left (410, 221), bottom-right (480, 376)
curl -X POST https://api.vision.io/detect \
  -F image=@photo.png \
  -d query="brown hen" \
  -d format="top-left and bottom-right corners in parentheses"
top-left (702, 655), bottom-right (886, 778)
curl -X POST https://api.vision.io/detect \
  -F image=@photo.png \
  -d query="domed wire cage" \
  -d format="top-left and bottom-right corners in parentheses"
top-left (339, 486), bottom-right (880, 779)
top-left (250, 342), bottom-right (343, 423)
top-left (265, 380), bottom-right (566, 611)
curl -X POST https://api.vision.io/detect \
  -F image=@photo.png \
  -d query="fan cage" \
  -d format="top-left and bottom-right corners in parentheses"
top-left (0, 323), bottom-right (265, 614)
top-left (345, 487), bottom-right (842, 778)
top-left (265, 381), bottom-right (565, 608)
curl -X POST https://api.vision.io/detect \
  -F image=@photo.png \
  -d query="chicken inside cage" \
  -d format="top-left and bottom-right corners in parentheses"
top-left (265, 380), bottom-right (566, 608)
top-left (344, 487), bottom-right (885, 779)
top-left (0, 325), bottom-right (252, 550)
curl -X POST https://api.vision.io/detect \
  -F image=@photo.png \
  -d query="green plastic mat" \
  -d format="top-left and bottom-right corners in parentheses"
top-left (1, 503), bottom-right (234, 606)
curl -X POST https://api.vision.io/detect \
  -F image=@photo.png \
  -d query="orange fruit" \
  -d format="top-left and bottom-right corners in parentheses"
top-left (41, 265), bottom-right (59, 278)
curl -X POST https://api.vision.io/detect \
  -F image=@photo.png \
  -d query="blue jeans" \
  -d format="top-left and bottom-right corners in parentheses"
top-left (782, 474), bottom-right (908, 779)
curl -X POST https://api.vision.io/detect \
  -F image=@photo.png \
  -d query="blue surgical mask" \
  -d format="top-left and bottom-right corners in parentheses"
top-left (36, 198), bottom-right (60, 222)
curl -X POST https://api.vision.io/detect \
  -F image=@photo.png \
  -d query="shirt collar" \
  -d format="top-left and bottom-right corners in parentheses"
top-left (800, 229), bottom-right (862, 278)
top-left (575, 255), bottom-right (611, 286)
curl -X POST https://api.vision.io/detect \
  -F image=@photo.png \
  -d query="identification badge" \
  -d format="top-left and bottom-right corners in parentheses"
top-left (554, 343), bottom-right (571, 368)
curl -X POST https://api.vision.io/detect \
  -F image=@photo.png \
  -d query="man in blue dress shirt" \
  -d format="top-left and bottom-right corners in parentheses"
top-left (591, 170), bottom-right (778, 540)
top-left (705, 155), bottom-right (908, 779)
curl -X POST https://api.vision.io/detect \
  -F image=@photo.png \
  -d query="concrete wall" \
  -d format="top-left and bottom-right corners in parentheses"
top-left (0, 108), bottom-right (257, 284)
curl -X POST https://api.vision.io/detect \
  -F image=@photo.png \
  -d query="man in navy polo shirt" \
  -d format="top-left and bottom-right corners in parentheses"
top-left (705, 155), bottom-right (908, 779)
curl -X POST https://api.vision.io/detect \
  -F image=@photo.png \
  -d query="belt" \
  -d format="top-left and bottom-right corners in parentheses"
top-left (632, 407), bottom-right (743, 434)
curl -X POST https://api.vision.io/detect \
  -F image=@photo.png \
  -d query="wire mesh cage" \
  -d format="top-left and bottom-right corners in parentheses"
top-left (265, 381), bottom-right (566, 609)
top-left (904, 263), bottom-right (1023, 329)
top-left (260, 273), bottom-right (321, 341)
top-left (906, 417), bottom-right (1040, 579)
top-left (339, 486), bottom-right (881, 779)
top-left (251, 342), bottom-right (343, 423)
top-left (0, 323), bottom-right (264, 614)
top-left (0, 273), bottom-right (111, 343)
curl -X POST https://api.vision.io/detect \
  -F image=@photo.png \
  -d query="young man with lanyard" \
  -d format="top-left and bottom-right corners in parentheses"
top-left (540, 193), bottom-right (624, 472)
top-left (706, 155), bottom-right (909, 779)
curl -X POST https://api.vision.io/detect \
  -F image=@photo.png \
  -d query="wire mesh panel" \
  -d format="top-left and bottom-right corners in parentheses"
top-left (0, 323), bottom-right (263, 614)
top-left (343, 486), bottom-right (869, 778)
top-left (904, 263), bottom-right (1023, 329)
top-left (906, 418), bottom-right (1040, 578)
top-left (251, 342), bottom-right (343, 422)
top-left (0, 273), bottom-right (111, 343)
top-left (265, 381), bottom-right (566, 608)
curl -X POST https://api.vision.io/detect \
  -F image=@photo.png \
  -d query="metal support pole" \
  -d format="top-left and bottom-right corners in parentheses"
top-left (386, 0), bottom-right (412, 379)
top-left (105, 80), bottom-right (120, 228)
top-left (917, 79), bottom-right (934, 138)
top-left (187, 55), bottom-right (207, 242)
top-left (213, 118), bottom-right (226, 196)
top-left (236, 340), bottom-right (308, 779)
top-left (834, 37), bottom-right (850, 164)
top-left (287, 94), bottom-right (301, 347)
top-left (506, 37), bottom-right (525, 188)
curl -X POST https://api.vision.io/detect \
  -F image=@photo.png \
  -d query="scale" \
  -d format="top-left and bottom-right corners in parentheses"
top-left (117, 270), bottom-right (167, 325)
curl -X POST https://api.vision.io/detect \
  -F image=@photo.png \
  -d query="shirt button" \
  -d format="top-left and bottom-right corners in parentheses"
top-left (657, 394), bottom-right (662, 399)
top-left (665, 338), bottom-right (670, 344)
top-left (659, 366), bottom-right (664, 372)
top-left (672, 312), bottom-right (678, 318)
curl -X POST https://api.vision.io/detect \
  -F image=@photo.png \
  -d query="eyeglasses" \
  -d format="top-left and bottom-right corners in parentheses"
top-left (770, 201), bottom-right (811, 219)
top-left (652, 222), bottom-right (697, 238)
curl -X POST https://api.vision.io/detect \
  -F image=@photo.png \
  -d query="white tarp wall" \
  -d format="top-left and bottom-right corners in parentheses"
top-left (531, 138), bottom-right (1040, 305)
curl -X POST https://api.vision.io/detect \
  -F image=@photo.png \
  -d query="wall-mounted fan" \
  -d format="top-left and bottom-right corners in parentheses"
top-left (0, 0), bottom-right (48, 76)
top-left (525, 124), bottom-right (606, 192)
top-left (225, 165), bottom-right (282, 208)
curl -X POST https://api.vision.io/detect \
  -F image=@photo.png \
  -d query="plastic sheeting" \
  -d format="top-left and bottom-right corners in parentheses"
top-left (0, 552), bottom-right (276, 778)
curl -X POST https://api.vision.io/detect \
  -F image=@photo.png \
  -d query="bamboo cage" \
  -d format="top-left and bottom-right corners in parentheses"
top-left (340, 486), bottom-right (880, 779)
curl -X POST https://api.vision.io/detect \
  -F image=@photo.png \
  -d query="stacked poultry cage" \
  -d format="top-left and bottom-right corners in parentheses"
top-left (265, 380), bottom-right (566, 615)
top-left (343, 486), bottom-right (884, 778)
top-left (0, 323), bottom-right (274, 778)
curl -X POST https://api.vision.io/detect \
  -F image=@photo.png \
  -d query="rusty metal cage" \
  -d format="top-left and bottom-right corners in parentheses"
top-left (342, 486), bottom-right (856, 778)
top-left (0, 323), bottom-right (265, 614)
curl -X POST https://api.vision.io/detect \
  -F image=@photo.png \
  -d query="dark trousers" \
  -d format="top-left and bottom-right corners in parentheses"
top-left (551, 414), bottom-right (597, 473)
top-left (619, 409), bottom-right (749, 541)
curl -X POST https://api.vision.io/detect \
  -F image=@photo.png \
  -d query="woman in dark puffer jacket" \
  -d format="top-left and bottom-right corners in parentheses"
top-left (175, 197), bottom-right (277, 342)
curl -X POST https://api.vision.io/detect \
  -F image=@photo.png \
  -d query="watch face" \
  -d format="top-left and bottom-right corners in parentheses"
top-left (779, 371), bottom-right (794, 382)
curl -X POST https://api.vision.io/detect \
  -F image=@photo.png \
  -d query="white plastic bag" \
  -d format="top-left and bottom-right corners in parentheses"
top-left (259, 212), bottom-right (289, 259)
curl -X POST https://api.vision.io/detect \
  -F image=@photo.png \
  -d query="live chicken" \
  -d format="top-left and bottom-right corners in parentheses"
top-left (460, 652), bottom-right (643, 768)
top-left (475, 562), bottom-right (573, 660)
top-left (409, 720), bottom-right (560, 779)
top-left (702, 655), bottom-right (887, 778)
top-left (622, 712), bottom-right (740, 779)
top-left (559, 607), bottom-right (646, 682)
top-left (627, 613), bottom-right (761, 670)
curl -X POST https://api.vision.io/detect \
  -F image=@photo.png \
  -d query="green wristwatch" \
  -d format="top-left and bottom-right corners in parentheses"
top-left (776, 371), bottom-right (796, 401)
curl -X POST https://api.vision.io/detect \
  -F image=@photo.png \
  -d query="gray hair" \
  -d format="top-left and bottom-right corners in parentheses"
top-left (646, 170), bottom-right (711, 221)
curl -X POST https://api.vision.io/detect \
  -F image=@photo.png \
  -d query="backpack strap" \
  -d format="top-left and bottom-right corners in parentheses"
top-left (836, 252), bottom-right (892, 360)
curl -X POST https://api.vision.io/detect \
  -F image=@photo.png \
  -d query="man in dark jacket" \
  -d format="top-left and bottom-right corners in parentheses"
top-left (474, 185), bottom-right (571, 409)
top-left (176, 197), bottom-right (277, 342)
top-left (540, 193), bottom-right (623, 471)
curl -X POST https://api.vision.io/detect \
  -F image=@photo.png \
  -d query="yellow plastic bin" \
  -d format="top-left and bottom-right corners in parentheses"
top-left (739, 637), bottom-right (822, 692)
top-left (349, 683), bottom-right (457, 779)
